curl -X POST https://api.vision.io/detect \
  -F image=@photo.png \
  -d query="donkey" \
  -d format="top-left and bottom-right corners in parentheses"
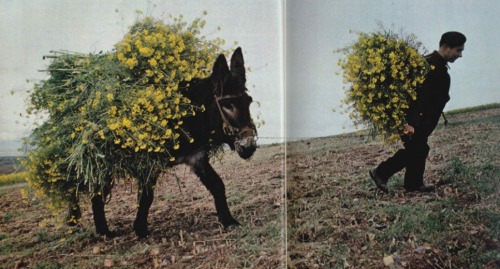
top-left (68, 47), bottom-right (257, 237)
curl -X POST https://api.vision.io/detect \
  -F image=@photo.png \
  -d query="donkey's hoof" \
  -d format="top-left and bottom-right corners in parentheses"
top-left (96, 229), bottom-right (117, 238)
top-left (134, 228), bottom-right (150, 238)
top-left (133, 222), bottom-right (150, 238)
top-left (66, 213), bottom-right (81, 227)
top-left (66, 220), bottom-right (79, 227)
top-left (222, 218), bottom-right (240, 229)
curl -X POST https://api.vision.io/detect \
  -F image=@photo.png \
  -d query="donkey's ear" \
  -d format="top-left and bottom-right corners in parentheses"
top-left (212, 54), bottom-right (230, 81)
top-left (212, 54), bottom-right (231, 94)
top-left (230, 47), bottom-right (245, 80)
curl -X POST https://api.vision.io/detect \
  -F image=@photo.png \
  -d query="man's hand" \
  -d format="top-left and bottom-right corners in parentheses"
top-left (404, 124), bottom-right (415, 136)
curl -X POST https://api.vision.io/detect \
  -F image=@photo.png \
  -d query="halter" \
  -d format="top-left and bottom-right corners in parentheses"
top-left (213, 80), bottom-right (255, 138)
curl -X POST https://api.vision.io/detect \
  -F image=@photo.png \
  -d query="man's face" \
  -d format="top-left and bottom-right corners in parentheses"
top-left (444, 45), bottom-right (464, 63)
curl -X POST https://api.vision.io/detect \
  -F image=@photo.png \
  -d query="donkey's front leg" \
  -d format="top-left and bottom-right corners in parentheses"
top-left (91, 188), bottom-right (116, 237)
top-left (133, 177), bottom-right (158, 238)
top-left (192, 157), bottom-right (239, 228)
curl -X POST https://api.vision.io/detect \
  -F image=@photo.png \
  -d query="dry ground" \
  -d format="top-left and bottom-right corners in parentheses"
top-left (1, 143), bottom-right (285, 268)
top-left (287, 107), bottom-right (500, 268)
top-left (1, 107), bottom-right (499, 268)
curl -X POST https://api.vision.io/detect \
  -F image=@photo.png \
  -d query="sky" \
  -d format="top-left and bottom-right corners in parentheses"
top-left (286, 0), bottom-right (500, 139)
top-left (2, 0), bottom-right (500, 156)
top-left (0, 0), bottom-right (284, 155)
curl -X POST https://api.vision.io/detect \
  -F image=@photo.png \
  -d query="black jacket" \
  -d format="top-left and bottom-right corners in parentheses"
top-left (405, 51), bottom-right (450, 137)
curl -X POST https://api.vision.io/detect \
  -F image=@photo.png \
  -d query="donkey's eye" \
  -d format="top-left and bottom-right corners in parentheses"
top-left (222, 102), bottom-right (234, 111)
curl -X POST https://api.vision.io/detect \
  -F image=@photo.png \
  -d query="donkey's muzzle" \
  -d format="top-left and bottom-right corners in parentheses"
top-left (234, 127), bottom-right (257, 159)
top-left (235, 136), bottom-right (257, 159)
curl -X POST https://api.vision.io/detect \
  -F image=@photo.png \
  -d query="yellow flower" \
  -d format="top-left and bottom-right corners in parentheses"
top-left (109, 106), bottom-right (117, 116)
top-left (122, 117), bottom-right (132, 128)
top-left (108, 122), bottom-right (120, 131)
top-left (139, 47), bottom-right (154, 57)
top-left (98, 130), bottom-right (105, 139)
top-left (148, 58), bottom-right (158, 67)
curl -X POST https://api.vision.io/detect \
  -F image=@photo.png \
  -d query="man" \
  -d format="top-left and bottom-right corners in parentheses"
top-left (370, 31), bottom-right (466, 193)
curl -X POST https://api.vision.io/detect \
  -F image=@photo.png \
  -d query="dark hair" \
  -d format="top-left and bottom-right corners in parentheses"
top-left (439, 32), bottom-right (466, 48)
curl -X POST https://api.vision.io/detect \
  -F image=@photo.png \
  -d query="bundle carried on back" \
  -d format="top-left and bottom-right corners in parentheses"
top-left (22, 15), bottom-right (228, 210)
top-left (337, 26), bottom-right (431, 144)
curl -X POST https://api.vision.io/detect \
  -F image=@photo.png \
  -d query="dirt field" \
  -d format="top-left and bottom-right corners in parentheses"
top-left (287, 107), bottom-right (500, 268)
top-left (1, 143), bottom-right (285, 268)
top-left (1, 107), bottom-right (499, 268)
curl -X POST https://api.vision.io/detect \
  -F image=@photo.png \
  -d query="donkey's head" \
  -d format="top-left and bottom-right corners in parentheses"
top-left (211, 48), bottom-right (257, 159)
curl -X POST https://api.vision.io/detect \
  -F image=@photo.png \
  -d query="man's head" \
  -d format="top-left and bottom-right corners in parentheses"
top-left (439, 31), bottom-right (466, 63)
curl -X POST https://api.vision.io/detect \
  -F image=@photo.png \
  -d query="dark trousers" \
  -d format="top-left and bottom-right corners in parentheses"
top-left (375, 134), bottom-right (430, 190)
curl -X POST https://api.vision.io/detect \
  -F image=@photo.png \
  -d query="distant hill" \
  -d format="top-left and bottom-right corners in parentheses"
top-left (0, 140), bottom-right (23, 157)
top-left (0, 156), bottom-right (23, 174)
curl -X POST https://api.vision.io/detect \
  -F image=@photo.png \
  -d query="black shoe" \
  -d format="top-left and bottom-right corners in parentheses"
top-left (369, 168), bottom-right (389, 193)
top-left (406, 185), bottom-right (435, 193)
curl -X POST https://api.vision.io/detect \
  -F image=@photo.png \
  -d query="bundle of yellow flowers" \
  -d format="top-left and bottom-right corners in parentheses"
top-left (21, 14), bottom-right (229, 211)
top-left (337, 27), bottom-right (431, 144)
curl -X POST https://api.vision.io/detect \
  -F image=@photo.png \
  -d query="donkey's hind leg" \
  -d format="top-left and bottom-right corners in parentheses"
top-left (91, 187), bottom-right (116, 237)
top-left (133, 176), bottom-right (158, 238)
